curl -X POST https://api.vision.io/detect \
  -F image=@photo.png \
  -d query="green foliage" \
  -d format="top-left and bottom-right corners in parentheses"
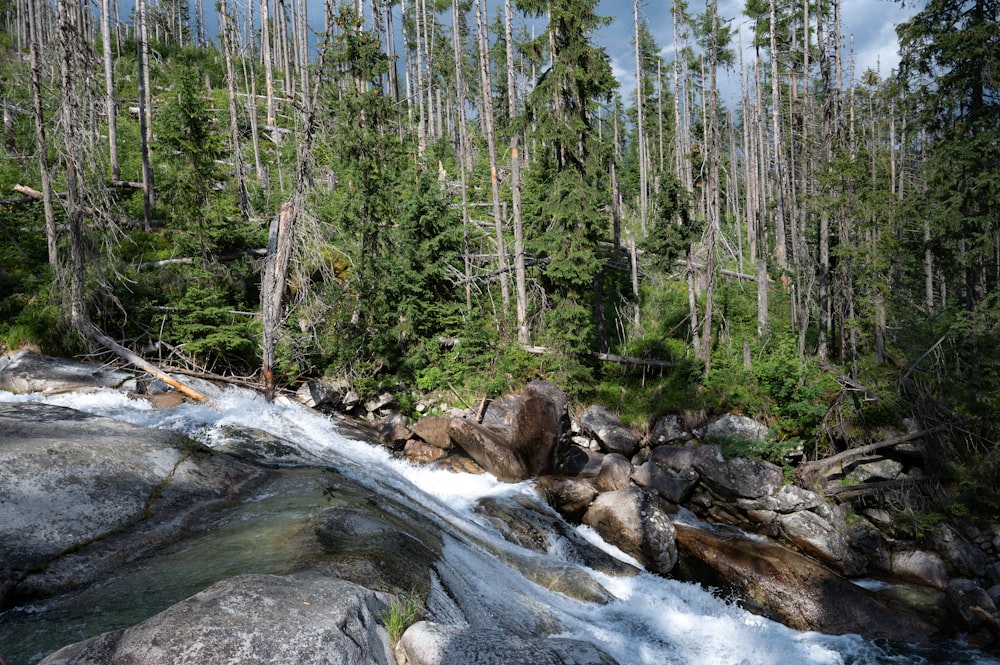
top-left (378, 594), bottom-right (424, 645)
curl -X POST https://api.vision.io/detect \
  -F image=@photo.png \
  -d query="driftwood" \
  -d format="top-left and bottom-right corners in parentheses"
top-left (519, 344), bottom-right (680, 369)
top-left (78, 321), bottom-right (210, 403)
top-left (799, 425), bottom-right (949, 481)
top-left (824, 476), bottom-right (934, 502)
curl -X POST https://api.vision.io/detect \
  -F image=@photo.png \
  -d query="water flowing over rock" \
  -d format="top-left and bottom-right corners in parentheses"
top-left (578, 405), bottom-right (640, 457)
top-left (396, 621), bottom-right (618, 665)
top-left (37, 573), bottom-right (397, 665)
top-left (582, 487), bottom-right (678, 575)
top-left (0, 402), bottom-right (271, 607)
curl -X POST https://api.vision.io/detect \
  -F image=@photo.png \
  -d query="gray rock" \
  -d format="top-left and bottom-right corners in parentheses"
top-left (691, 446), bottom-right (784, 501)
top-left (397, 621), bottom-right (619, 665)
top-left (778, 510), bottom-right (867, 576)
top-left (578, 405), bottom-right (640, 457)
top-left (648, 415), bottom-right (687, 445)
top-left (39, 573), bottom-right (396, 665)
top-left (630, 461), bottom-right (698, 504)
top-left (556, 446), bottom-right (604, 478)
top-left (582, 487), bottom-right (678, 575)
top-left (294, 377), bottom-right (353, 409)
top-left (411, 416), bottom-right (455, 450)
top-left (947, 578), bottom-right (997, 631)
top-left (536, 476), bottom-right (598, 521)
top-left (649, 444), bottom-right (700, 474)
top-left (698, 413), bottom-right (769, 444)
top-left (843, 457), bottom-right (905, 483)
top-left (0, 349), bottom-right (135, 394)
top-left (891, 550), bottom-right (950, 590)
top-left (0, 402), bottom-right (270, 605)
top-left (930, 524), bottom-right (989, 579)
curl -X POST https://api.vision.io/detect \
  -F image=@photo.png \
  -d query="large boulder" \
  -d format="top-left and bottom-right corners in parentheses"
top-left (578, 405), bottom-right (640, 457)
top-left (777, 509), bottom-right (867, 576)
top-left (536, 476), bottom-right (599, 521)
top-left (698, 413), bottom-right (769, 444)
top-left (396, 621), bottom-right (618, 665)
top-left (0, 349), bottom-right (136, 394)
top-left (582, 487), bottom-right (677, 575)
top-left (630, 460), bottom-right (698, 504)
top-left (890, 549), bottom-right (951, 590)
top-left (691, 445), bottom-right (784, 501)
top-left (38, 573), bottom-right (396, 665)
top-left (448, 381), bottom-right (569, 482)
top-left (0, 402), bottom-right (271, 607)
top-left (674, 523), bottom-right (943, 641)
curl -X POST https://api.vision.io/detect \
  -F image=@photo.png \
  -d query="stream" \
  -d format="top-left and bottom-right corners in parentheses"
top-left (1, 386), bottom-right (998, 665)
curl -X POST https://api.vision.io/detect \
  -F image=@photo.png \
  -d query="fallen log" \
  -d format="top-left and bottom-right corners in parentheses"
top-left (798, 425), bottom-right (949, 479)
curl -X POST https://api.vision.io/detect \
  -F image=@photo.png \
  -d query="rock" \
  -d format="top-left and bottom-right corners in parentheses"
top-left (649, 443), bottom-right (700, 473)
top-left (404, 439), bottom-right (448, 464)
top-left (891, 550), bottom-right (951, 590)
top-left (947, 579), bottom-right (997, 631)
top-left (582, 487), bottom-right (678, 575)
top-left (0, 402), bottom-right (271, 607)
top-left (648, 414), bottom-right (687, 445)
top-left (930, 524), bottom-right (989, 579)
top-left (0, 349), bottom-right (136, 394)
top-left (578, 405), bottom-right (640, 457)
top-left (365, 392), bottom-right (395, 415)
top-left (447, 381), bottom-right (569, 482)
top-left (594, 453), bottom-right (633, 492)
top-left (396, 621), bottom-right (619, 665)
top-left (630, 461), bottom-right (698, 504)
top-left (847, 520), bottom-right (891, 573)
top-left (38, 573), bottom-right (396, 665)
top-left (698, 413), bottom-right (769, 444)
top-left (214, 425), bottom-right (322, 467)
top-left (293, 377), bottom-right (353, 409)
top-left (777, 510), bottom-right (867, 576)
top-left (763, 484), bottom-right (822, 513)
top-left (674, 523), bottom-right (942, 641)
top-left (556, 446), bottom-right (604, 478)
top-left (430, 453), bottom-right (485, 475)
top-left (691, 446), bottom-right (784, 501)
top-left (842, 457), bottom-right (905, 483)
top-left (411, 416), bottom-right (454, 450)
top-left (536, 476), bottom-right (598, 521)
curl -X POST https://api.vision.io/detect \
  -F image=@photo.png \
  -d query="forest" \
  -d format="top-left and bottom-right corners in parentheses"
top-left (0, 0), bottom-right (997, 516)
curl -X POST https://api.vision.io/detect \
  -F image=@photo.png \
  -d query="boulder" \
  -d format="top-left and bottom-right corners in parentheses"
top-left (691, 446), bottom-right (784, 501)
top-left (649, 443), bottom-right (700, 473)
top-left (411, 416), bottom-right (455, 450)
top-left (777, 510), bottom-right (867, 576)
top-left (556, 446), bottom-right (604, 478)
top-left (947, 579), bottom-right (997, 632)
top-left (594, 453), bottom-right (633, 492)
top-left (648, 415), bottom-right (687, 445)
top-left (0, 349), bottom-right (136, 394)
top-left (0, 402), bottom-right (271, 607)
top-left (930, 524), bottom-right (989, 580)
top-left (891, 550), bottom-right (951, 590)
top-left (404, 439), bottom-right (448, 464)
top-left (396, 621), bottom-right (618, 665)
top-left (630, 461), bottom-right (698, 504)
top-left (582, 487), bottom-right (678, 575)
top-left (674, 522), bottom-right (942, 641)
top-left (578, 405), bottom-right (640, 457)
top-left (38, 573), bottom-right (396, 665)
top-left (698, 413), bottom-right (769, 444)
top-left (294, 376), bottom-right (353, 409)
top-left (449, 381), bottom-right (568, 482)
top-left (536, 476), bottom-right (599, 521)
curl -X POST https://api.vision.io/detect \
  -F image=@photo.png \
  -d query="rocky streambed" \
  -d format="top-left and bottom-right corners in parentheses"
top-left (2, 349), bottom-right (999, 665)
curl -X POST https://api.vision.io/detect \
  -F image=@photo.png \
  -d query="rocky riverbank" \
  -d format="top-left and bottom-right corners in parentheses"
top-left (2, 348), bottom-right (999, 664)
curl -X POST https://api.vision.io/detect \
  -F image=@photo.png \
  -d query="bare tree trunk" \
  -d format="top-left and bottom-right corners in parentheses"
top-left (451, 0), bottom-right (473, 311)
top-left (261, 0), bottom-right (276, 128)
top-left (700, 0), bottom-right (720, 375)
top-left (27, 0), bottom-right (58, 267)
top-left (100, 0), bottom-right (119, 181)
top-left (503, 0), bottom-right (529, 344)
top-left (136, 0), bottom-right (154, 229)
top-left (221, 0), bottom-right (249, 218)
top-left (634, 0), bottom-right (647, 236)
top-left (475, 0), bottom-right (510, 307)
top-left (769, 0), bottom-right (788, 271)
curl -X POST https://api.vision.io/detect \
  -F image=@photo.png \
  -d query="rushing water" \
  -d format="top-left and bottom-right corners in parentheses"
top-left (1, 385), bottom-right (998, 665)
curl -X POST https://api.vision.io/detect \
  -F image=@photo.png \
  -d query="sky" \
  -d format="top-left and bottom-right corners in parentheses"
top-left (596, 0), bottom-right (918, 105)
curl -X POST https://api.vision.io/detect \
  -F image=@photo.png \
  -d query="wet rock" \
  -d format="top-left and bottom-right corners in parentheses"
top-left (674, 523), bottom-right (942, 641)
top-left (396, 621), bottom-right (619, 665)
top-left (948, 579), bottom-right (997, 632)
top-left (404, 439), bottom-right (448, 464)
top-left (594, 453), bottom-right (633, 492)
top-left (578, 405), bottom-right (640, 457)
top-left (294, 376), bottom-right (353, 409)
top-left (536, 476), bottom-right (599, 521)
top-left (691, 446), bottom-right (784, 501)
top-left (582, 487), bottom-right (678, 575)
top-left (0, 349), bottom-right (136, 394)
top-left (0, 402), bottom-right (271, 607)
top-left (38, 573), bottom-right (396, 665)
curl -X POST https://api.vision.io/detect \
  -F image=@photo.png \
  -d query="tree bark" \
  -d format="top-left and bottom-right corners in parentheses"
top-left (26, 0), bottom-right (58, 268)
top-left (503, 0), bottom-right (529, 344)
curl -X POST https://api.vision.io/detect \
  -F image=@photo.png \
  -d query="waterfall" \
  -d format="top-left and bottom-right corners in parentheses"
top-left (1, 386), bottom-right (997, 665)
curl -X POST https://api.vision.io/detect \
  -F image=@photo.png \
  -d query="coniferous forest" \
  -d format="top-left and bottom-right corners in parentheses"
top-left (0, 0), bottom-right (997, 515)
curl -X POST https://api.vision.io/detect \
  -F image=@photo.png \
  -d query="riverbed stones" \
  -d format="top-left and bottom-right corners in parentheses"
top-left (630, 460), bottom-right (698, 504)
top-left (582, 487), bottom-right (678, 575)
top-left (396, 621), bottom-right (619, 665)
top-left (0, 348), bottom-right (136, 394)
top-left (691, 445), bottom-right (784, 501)
top-left (891, 549), bottom-right (951, 590)
top-left (38, 573), bottom-right (397, 665)
top-left (594, 453), bottom-right (632, 492)
top-left (778, 509), bottom-right (867, 576)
